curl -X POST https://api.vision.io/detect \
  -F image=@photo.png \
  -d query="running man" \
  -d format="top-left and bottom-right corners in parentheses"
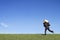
top-left (43, 19), bottom-right (54, 35)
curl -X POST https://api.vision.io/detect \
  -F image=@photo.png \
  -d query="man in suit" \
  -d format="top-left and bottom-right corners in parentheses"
top-left (43, 19), bottom-right (54, 35)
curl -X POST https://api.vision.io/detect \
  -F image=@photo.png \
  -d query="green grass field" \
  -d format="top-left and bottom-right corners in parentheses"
top-left (0, 34), bottom-right (60, 40)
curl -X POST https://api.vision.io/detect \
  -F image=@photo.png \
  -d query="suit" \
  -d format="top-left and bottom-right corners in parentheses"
top-left (43, 20), bottom-right (54, 35)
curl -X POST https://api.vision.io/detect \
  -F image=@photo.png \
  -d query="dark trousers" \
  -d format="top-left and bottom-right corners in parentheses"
top-left (45, 27), bottom-right (53, 35)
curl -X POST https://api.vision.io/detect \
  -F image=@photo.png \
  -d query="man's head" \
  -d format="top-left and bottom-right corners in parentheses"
top-left (43, 19), bottom-right (49, 23)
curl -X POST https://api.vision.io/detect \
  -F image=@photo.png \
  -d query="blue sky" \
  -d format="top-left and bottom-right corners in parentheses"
top-left (0, 0), bottom-right (60, 34)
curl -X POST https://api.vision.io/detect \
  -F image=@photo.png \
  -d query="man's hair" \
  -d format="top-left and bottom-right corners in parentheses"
top-left (43, 19), bottom-right (49, 23)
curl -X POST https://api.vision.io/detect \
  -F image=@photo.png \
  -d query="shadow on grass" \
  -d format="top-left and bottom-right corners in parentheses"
top-left (41, 34), bottom-right (46, 35)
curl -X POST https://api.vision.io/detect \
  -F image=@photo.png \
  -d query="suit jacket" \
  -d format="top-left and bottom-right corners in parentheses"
top-left (43, 22), bottom-right (50, 28)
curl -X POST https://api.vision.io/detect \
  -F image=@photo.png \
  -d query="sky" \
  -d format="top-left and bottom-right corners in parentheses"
top-left (0, 0), bottom-right (60, 34)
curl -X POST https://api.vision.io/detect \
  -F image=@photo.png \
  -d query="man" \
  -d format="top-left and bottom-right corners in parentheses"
top-left (43, 19), bottom-right (54, 35)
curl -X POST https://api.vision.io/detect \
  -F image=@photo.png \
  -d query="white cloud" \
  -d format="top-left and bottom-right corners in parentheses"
top-left (0, 22), bottom-right (8, 27)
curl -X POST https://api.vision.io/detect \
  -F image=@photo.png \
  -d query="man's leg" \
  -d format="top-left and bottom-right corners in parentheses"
top-left (48, 27), bottom-right (54, 33)
top-left (45, 28), bottom-right (47, 35)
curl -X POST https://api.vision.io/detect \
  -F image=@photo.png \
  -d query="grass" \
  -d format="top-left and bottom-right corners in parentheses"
top-left (0, 34), bottom-right (60, 40)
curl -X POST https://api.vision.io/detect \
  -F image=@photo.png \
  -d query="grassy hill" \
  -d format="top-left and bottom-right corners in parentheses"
top-left (0, 34), bottom-right (60, 40)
